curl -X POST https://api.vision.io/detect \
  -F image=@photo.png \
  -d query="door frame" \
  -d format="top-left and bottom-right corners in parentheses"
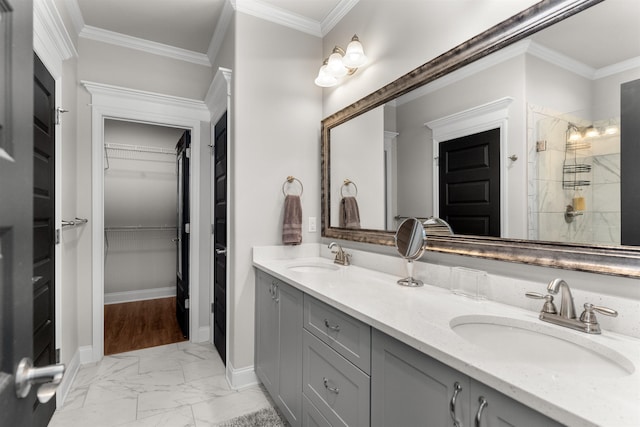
top-left (206, 67), bottom-right (232, 368)
top-left (426, 97), bottom-right (513, 236)
top-left (83, 80), bottom-right (209, 362)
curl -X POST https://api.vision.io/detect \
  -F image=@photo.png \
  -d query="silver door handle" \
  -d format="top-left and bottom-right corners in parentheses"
top-left (172, 237), bottom-right (180, 242)
top-left (15, 357), bottom-right (65, 403)
top-left (215, 248), bottom-right (227, 255)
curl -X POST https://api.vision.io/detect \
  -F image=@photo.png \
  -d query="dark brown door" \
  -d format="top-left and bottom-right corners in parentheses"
top-left (439, 128), bottom-right (500, 237)
top-left (176, 131), bottom-right (190, 338)
top-left (621, 78), bottom-right (640, 246)
top-left (32, 53), bottom-right (57, 426)
top-left (213, 112), bottom-right (227, 364)
top-left (0, 0), bottom-right (35, 425)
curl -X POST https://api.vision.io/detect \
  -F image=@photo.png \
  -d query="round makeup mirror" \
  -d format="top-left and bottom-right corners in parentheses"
top-left (395, 217), bottom-right (426, 287)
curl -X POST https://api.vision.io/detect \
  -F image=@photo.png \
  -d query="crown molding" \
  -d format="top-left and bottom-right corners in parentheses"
top-left (320, 0), bottom-right (359, 37)
top-left (80, 25), bottom-right (211, 67)
top-left (207, 0), bottom-right (235, 65)
top-left (232, 0), bottom-right (358, 38)
top-left (234, 0), bottom-right (321, 36)
top-left (397, 39), bottom-right (636, 106)
top-left (63, 0), bottom-right (85, 36)
top-left (33, 0), bottom-right (78, 73)
top-left (82, 80), bottom-right (210, 121)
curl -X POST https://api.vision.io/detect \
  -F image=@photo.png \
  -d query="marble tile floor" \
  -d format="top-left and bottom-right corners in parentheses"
top-left (49, 342), bottom-right (273, 427)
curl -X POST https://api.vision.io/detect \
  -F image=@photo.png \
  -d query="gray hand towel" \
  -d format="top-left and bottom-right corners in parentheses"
top-left (339, 196), bottom-right (361, 229)
top-left (283, 195), bottom-right (302, 245)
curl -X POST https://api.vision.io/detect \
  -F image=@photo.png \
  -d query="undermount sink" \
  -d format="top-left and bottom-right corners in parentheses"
top-left (287, 262), bottom-right (340, 273)
top-left (450, 315), bottom-right (635, 378)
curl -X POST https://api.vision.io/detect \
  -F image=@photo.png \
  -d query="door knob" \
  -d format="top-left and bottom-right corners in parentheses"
top-left (215, 248), bottom-right (227, 255)
top-left (15, 357), bottom-right (65, 403)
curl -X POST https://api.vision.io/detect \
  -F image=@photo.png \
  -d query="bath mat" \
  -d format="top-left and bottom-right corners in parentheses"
top-left (213, 406), bottom-right (288, 427)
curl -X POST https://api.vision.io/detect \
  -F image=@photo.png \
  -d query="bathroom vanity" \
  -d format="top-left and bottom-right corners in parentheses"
top-left (253, 245), bottom-right (639, 427)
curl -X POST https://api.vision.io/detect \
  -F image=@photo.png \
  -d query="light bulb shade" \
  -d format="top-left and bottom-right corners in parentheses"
top-left (326, 52), bottom-right (348, 77)
top-left (314, 65), bottom-right (337, 87)
top-left (604, 125), bottom-right (618, 135)
top-left (343, 38), bottom-right (367, 68)
top-left (568, 131), bottom-right (581, 142)
top-left (584, 126), bottom-right (599, 138)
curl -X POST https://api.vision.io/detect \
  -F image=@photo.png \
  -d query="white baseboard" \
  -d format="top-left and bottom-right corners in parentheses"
top-left (104, 286), bottom-right (175, 304)
top-left (226, 361), bottom-right (259, 390)
top-left (56, 345), bottom-right (92, 408)
top-left (196, 326), bottom-right (211, 343)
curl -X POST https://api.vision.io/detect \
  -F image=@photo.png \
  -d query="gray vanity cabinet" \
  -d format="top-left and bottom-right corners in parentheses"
top-left (371, 329), bottom-right (563, 427)
top-left (255, 270), bottom-right (304, 427)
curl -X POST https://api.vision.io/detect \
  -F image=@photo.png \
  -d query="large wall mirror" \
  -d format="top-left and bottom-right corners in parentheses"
top-left (322, 0), bottom-right (640, 278)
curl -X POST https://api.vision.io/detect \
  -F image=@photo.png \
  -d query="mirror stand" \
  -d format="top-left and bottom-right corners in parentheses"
top-left (397, 259), bottom-right (423, 287)
top-left (395, 217), bottom-right (427, 287)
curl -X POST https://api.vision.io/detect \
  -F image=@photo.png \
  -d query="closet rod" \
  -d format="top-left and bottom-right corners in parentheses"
top-left (104, 225), bottom-right (177, 232)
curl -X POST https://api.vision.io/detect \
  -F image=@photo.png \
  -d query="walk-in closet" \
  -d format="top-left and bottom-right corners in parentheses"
top-left (103, 119), bottom-right (187, 355)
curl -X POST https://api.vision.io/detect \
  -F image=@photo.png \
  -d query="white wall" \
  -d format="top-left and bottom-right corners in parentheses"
top-left (230, 12), bottom-right (322, 370)
top-left (330, 105), bottom-right (385, 229)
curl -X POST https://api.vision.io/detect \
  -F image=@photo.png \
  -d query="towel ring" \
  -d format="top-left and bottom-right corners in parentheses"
top-left (282, 176), bottom-right (304, 197)
top-left (340, 179), bottom-right (358, 198)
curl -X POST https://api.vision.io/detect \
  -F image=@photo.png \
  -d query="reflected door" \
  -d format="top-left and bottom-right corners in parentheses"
top-left (439, 128), bottom-right (500, 237)
top-left (176, 131), bottom-right (190, 338)
top-left (213, 112), bottom-right (227, 364)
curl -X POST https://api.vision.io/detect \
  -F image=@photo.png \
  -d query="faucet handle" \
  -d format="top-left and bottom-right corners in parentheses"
top-left (580, 303), bottom-right (618, 324)
top-left (525, 292), bottom-right (557, 314)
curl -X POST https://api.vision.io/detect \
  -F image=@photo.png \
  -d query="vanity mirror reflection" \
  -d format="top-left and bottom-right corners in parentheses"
top-left (322, 0), bottom-right (640, 277)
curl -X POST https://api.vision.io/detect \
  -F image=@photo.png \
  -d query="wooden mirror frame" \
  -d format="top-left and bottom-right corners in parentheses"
top-left (321, 0), bottom-right (640, 278)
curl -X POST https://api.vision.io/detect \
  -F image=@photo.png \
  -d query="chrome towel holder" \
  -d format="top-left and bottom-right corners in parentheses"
top-left (282, 176), bottom-right (304, 197)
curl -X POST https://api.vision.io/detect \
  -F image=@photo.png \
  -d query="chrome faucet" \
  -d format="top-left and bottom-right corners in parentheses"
top-left (526, 278), bottom-right (618, 334)
top-left (547, 278), bottom-right (576, 319)
top-left (328, 242), bottom-right (351, 266)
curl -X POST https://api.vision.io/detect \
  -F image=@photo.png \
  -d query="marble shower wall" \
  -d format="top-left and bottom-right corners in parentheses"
top-left (527, 105), bottom-right (621, 244)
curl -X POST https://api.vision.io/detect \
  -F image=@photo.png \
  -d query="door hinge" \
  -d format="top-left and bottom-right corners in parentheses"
top-left (185, 223), bottom-right (190, 234)
top-left (55, 107), bottom-right (69, 125)
top-left (55, 229), bottom-right (61, 245)
top-left (185, 298), bottom-right (190, 309)
top-left (211, 224), bottom-right (215, 234)
top-left (211, 302), bottom-right (215, 313)
top-left (186, 147), bottom-right (191, 158)
top-left (55, 349), bottom-right (60, 364)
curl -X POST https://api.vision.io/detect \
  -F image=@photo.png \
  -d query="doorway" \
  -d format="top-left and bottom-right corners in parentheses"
top-left (439, 128), bottom-right (501, 237)
top-left (102, 120), bottom-right (188, 354)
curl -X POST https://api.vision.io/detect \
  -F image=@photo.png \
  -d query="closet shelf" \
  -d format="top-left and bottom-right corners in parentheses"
top-left (104, 143), bottom-right (175, 155)
top-left (105, 225), bottom-right (177, 232)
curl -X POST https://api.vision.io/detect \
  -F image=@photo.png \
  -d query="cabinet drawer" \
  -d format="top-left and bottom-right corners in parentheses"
top-left (303, 330), bottom-right (370, 427)
top-left (303, 295), bottom-right (371, 374)
top-left (302, 394), bottom-right (332, 427)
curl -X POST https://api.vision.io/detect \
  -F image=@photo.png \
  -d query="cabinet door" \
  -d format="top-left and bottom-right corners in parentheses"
top-left (469, 380), bottom-right (563, 427)
top-left (371, 329), bottom-right (469, 427)
top-left (255, 271), bottom-right (279, 397)
top-left (276, 281), bottom-right (304, 426)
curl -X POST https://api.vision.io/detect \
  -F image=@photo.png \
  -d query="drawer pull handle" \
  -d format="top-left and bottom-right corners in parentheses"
top-left (323, 377), bottom-right (339, 394)
top-left (474, 396), bottom-right (488, 427)
top-left (449, 382), bottom-right (462, 427)
top-left (323, 319), bottom-right (340, 332)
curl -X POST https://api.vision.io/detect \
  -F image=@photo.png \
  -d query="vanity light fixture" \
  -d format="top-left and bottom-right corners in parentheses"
top-left (315, 35), bottom-right (368, 87)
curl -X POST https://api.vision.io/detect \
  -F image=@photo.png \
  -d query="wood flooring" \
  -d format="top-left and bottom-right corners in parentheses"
top-left (104, 296), bottom-right (186, 355)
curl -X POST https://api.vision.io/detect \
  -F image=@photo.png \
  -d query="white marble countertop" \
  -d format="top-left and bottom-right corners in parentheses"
top-left (253, 247), bottom-right (640, 427)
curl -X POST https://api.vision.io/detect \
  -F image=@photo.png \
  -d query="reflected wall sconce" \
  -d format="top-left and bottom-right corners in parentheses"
top-left (315, 35), bottom-right (368, 87)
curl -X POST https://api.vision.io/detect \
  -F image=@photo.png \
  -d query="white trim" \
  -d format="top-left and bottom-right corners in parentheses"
top-left (207, 1), bottom-right (235, 65)
top-left (205, 68), bottom-right (232, 123)
top-left (63, 0), bottom-right (85, 36)
top-left (79, 25), bottom-right (211, 67)
top-left (320, 0), bottom-right (360, 37)
top-left (226, 361), bottom-right (259, 390)
top-left (83, 81), bottom-right (205, 363)
top-left (56, 347), bottom-right (80, 408)
top-left (231, 0), bottom-right (358, 38)
top-left (426, 97), bottom-right (514, 236)
top-left (104, 287), bottom-right (175, 305)
top-left (33, 0), bottom-right (78, 68)
top-left (397, 39), bottom-right (640, 107)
